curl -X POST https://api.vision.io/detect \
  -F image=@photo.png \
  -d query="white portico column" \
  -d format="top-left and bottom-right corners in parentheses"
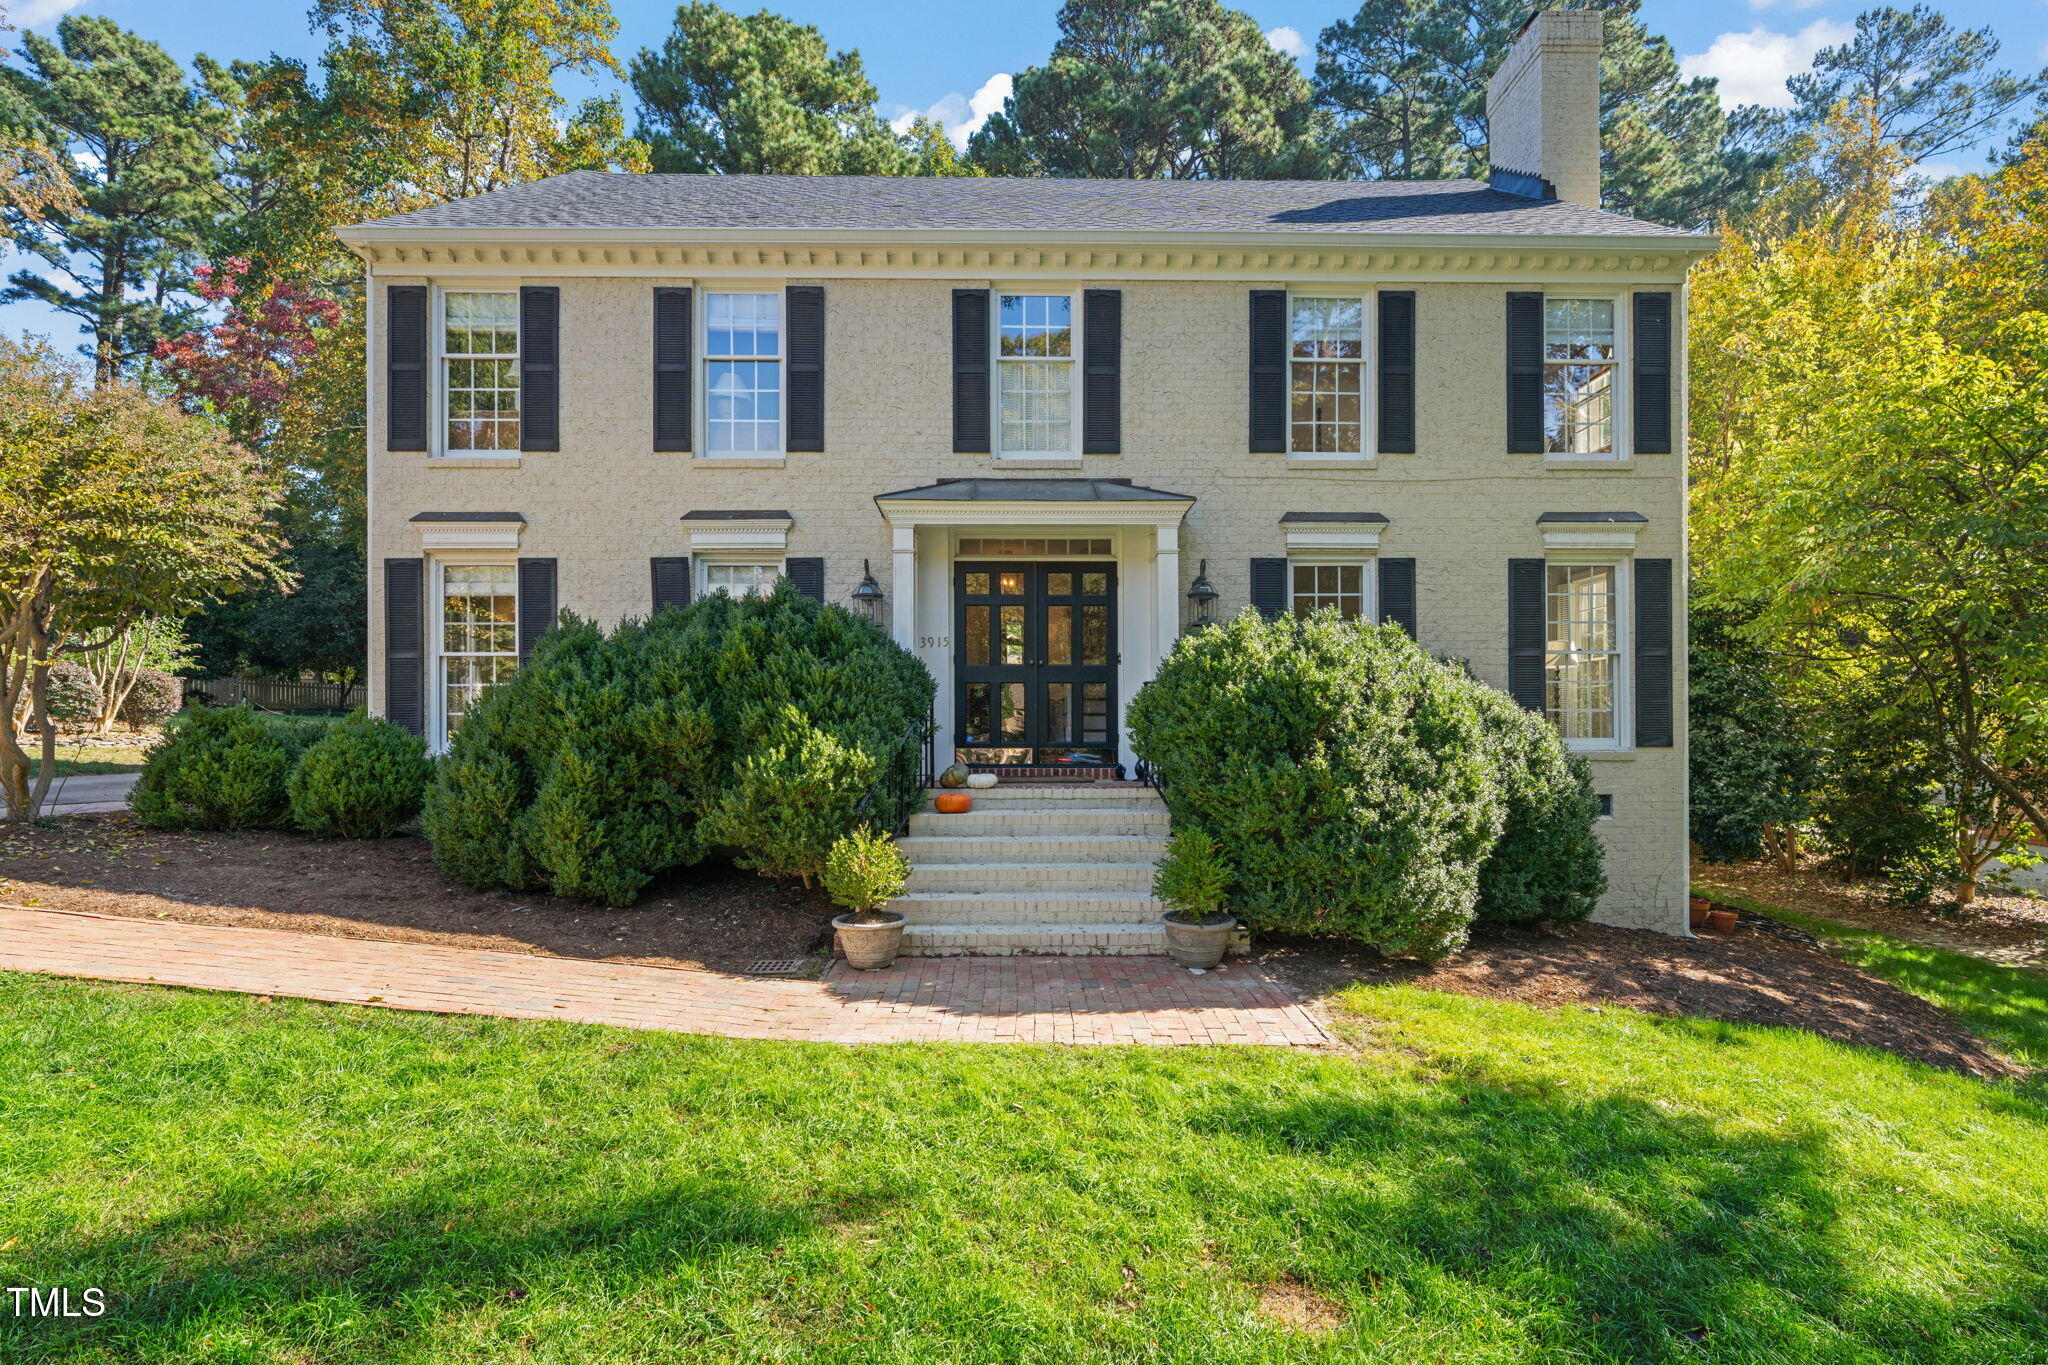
top-left (890, 523), bottom-right (917, 649)
top-left (1154, 523), bottom-right (1181, 666)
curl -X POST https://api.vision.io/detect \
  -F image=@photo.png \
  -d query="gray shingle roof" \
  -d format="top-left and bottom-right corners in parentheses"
top-left (876, 478), bottom-right (1193, 503)
top-left (343, 171), bottom-right (1700, 239)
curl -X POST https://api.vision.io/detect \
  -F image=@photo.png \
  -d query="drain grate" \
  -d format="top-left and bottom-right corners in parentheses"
top-left (745, 958), bottom-right (808, 976)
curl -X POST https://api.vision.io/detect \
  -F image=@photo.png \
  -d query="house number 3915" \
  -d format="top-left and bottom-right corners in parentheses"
top-left (919, 636), bottom-right (949, 649)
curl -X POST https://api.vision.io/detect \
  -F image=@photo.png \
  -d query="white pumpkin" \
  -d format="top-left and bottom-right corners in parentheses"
top-left (965, 771), bottom-right (998, 790)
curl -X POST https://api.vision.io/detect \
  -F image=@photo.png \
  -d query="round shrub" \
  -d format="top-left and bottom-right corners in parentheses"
top-left (1129, 610), bottom-right (1504, 959)
top-left (287, 709), bottom-right (431, 838)
top-left (423, 582), bottom-right (934, 906)
top-left (1464, 683), bottom-right (1606, 923)
top-left (130, 704), bottom-right (295, 830)
top-left (117, 669), bottom-right (184, 730)
top-left (823, 825), bottom-right (910, 920)
top-left (42, 660), bottom-right (101, 730)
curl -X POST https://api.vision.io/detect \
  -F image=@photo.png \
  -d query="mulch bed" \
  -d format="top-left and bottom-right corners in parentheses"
top-left (0, 813), bottom-right (837, 976)
top-left (1696, 857), bottom-right (2048, 971)
top-left (1256, 918), bottom-right (2030, 1080)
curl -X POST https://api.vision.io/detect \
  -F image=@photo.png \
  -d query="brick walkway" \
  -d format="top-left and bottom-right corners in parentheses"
top-left (0, 905), bottom-right (1331, 1047)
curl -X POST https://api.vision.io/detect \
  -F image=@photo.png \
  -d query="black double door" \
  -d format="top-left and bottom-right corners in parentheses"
top-left (954, 561), bottom-right (1117, 766)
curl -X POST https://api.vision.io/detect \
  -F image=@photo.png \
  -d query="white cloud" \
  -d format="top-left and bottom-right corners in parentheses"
top-left (1680, 20), bottom-right (1855, 110)
top-left (890, 73), bottom-right (1013, 150)
top-left (15, 0), bottom-right (91, 24)
top-left (1745, 0), bottom-right (1830, 11)
top-left (1265, 26), bottom-right (1310, 61)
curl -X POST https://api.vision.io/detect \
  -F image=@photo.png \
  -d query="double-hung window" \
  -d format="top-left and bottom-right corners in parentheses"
top-left (443, 291), bottom-right (519, 453)
top-left (705, 293), bottom-right (783, 454)
top-left (997, 293), bottom-right (1073, 454)
top-left (437, 563), bottom-right (518, 743)
top-left (1544, 563), bottom-right (1622, 740)
top-left (1289, 296), bottom-right (1365, 454)
top-left (1543, 298), bottom-right (1618, 455)
top-left (701, 561), bottom-right (783, 598)
top-left (1290, 563), bottom-right (1370, 620)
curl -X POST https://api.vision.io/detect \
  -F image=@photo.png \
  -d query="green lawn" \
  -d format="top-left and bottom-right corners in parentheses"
top-left (20, 745), bottom-right (155, 778)
top-left (1696, 881), bottom-right (2048, 1069)
top-left (2, 973), bottom-right (2045, 1364)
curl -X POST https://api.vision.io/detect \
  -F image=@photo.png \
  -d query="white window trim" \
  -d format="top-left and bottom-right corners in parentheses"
top-left (1539, 289), bottom-right (1629, 464)
top-left (427, 553), bottom-right (517, 753)
top-left (1286, 558), bottom-right (1378, 623)
top-left (698, 288), bottom-right (787, 461)
top-left (992, 286), bottom-right (1082, 463)
top-left (1285, 290), bottom-right (1374, 462)
top-left (1543, 556), bottom-right (1632, 753)
top-left (433, 285), bottom-right (521, 461)
top-left (695, 556), bottom-right (787, 599)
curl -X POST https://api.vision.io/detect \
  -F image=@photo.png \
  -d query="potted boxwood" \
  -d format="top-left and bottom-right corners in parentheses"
top-left (1155, 825), bottom-right (1237, 969)
top-left (826, 825), bottom-right (912, 970)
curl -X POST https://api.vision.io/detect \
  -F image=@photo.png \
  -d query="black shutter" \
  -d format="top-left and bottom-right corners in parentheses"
top-left (786, 285), bottom-right (824, 453)
top-left (386, 286), bottom-right (428, 452)
top-left (519, 286), bottom-right (560, 453)
top-left (383, 558), bottom-right (424, 735)
top-left (1378, 557), bottom-right (1417, 638)
top-left (1506, 291), bottom-right (1544, 454)
top-left (1635, 557), bottom-right (1675, 747)
top-left (651, 556), bottom-right (692, 614)
top-left (1082, 288), bottom-right (1121, 454)
top-left (653, 287), bottom-right (692, 452)
top-left (1633, 291), bottom-right (1673, 455)
top-left (517, 558), bottom-right (557, 664)
top-left (1508, 558), bottom-right (1547, 711)
top-left (785, 557), bottom-right (825, 603)
top-left (952, 289), bottom-right (990, 453)
top-left (1377, 290), bottom-right (1416, 454)
top-left (1250, 557), bottom-right (1288, 621)
top-left (1249, 290), bottom-right (1287, 453)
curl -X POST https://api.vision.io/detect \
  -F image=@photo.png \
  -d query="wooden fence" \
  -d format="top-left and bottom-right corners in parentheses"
top-left (184, 677), bottom-right (362, 713)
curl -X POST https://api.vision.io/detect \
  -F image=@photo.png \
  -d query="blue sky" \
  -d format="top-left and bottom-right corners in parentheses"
top-left (7, 0), bottom-right (2047, 348)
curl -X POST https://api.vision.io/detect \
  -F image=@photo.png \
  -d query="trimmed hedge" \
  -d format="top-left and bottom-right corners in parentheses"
top-left (131, 704), bottom-right (299, 830)
top-left (424, 581), bottom-right (934, 905)
top-left (117, 669), bottom-right (184, 729)
top-left (43, 661), bottom-right (100, 729)
top-left (1129, 610), bottom-right (1606, 956)
top-left (287, 709), bottom-right (431, 838)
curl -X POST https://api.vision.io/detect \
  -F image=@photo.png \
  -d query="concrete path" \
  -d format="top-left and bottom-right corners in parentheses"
top-left (44, 771), bottom-right (140, 816)
top-left (0, 905), bottom-right (1332, 1047)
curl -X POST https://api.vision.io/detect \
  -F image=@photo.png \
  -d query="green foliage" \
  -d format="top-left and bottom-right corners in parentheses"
top-left (630, 3), bottom-right (910, 174)
top-left (41, 661), bottom-right (100, 729)
top-left (699, 706), bottom-right (880, 885)
top-left (1810, 696), bottom-right (1949, 890)
top-left (115, 669), bottom-right (183, 729)
top-left (1153, 825), bottom-right (1231, 926)
top-left (285, 708), bottom-right (430, 838)
top-left (822, 825), bottom-right (910, 919)
top-left (1129, 611), bottom-right (1502, 958)
top-left (1313, 0), bottom-right (1764, 226)
top-left (186, 537), bottom-right (367, 683)
top-left (969, 0), bottom-right (1327, 179)
top-left (1688, 601), bottom-right (1816, 864)
top-left (129, 704), bottom-right (294, 830)
top-left (1464, 683), bottom-right (1606, 924)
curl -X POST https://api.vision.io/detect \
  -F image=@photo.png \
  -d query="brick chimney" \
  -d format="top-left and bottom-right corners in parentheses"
top-left (1485, 8), bottom-right (1602, 207)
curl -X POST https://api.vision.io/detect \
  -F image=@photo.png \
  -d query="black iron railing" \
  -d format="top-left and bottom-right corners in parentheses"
top-left (854, 700), bottom-right (938, 836)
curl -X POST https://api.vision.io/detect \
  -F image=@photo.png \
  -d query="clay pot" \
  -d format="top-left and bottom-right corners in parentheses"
top-left (1688, 895), bottom-right (1713, 930)
top-left (833, 911), bottom-right (906, 970)
top-left (1163, 912), bottom-right (1238, 970)
top-left (937, 762), bottom-right (971, 788)
top-left (966, 771), bottom-right (998, 790)
top-left (933, 792), bottom-right (974, 814)
top-left (1705, 908), bottom-right (1739, 934)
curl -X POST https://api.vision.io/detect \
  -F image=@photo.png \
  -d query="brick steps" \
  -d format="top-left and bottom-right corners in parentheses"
top-left (893, 787), bottom-right (1170, 957)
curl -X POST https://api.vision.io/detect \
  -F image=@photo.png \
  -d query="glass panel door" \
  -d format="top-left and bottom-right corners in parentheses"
top-left (954, 561), bottom-right (1117, 767)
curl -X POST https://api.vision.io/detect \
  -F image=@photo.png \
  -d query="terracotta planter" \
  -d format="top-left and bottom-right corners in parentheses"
top-left (1688, 895), bottom-right (1713, 930)
top-left (1705, 908), bottom-right (1739, 935)
top-left (1162, 912), bottom-right (1238, 969)
top-left (834, 911), bottom-right (906, 970)
top-left (933, 792), bottom-right (974, 815)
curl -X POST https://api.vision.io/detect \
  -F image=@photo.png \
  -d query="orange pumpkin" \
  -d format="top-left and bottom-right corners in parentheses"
top-left (933, 792), bottom-right (974, 815)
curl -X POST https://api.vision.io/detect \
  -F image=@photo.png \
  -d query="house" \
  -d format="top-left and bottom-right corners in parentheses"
top-left (337, 10), bottom-right (1716, 940)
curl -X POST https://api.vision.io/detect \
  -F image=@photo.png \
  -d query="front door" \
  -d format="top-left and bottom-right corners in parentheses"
top-left (954, 561), bottom-right (1117, 767)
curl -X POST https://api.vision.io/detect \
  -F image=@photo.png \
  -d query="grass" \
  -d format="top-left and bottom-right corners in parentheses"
top-left (3, 975), bottom-right (2046, 1363)
top-left (1696, 881), bottom-right (2048, 1069)
top-left (38, 746), bottom-right (153, 778)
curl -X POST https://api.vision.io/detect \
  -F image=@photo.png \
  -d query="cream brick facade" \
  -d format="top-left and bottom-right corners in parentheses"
top-left (351, 241), bottom-right (1703, 935)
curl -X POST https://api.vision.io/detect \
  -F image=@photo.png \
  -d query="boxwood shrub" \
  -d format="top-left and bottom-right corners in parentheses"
top-left (424, 581), bottom-right (934, 905)
top-left (287, 709), bottom-right (432, 838)
top-left (1129, 611), bottom-right (1505, 959)
top-left (1464, 682), bottom-right (1605, 923)
top-left (130, 704), bottom-right (298, 830)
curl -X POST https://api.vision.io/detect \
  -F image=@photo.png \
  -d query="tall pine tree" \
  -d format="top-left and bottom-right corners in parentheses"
top-left (967, 0), bottom-right (1327, 179)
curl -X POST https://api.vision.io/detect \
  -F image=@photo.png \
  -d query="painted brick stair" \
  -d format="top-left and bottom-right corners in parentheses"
top-left (895, 784), bottom-right (1170, 956)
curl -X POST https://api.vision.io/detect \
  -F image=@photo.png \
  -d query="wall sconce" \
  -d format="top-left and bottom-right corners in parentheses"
top-left (1186, 559), bottom-right (1218, 630)
top-left (850, 559), bottom-right (887, 626)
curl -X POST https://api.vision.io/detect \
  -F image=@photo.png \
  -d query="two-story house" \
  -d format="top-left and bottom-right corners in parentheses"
top-left (339, 11), bottom-right (1715, 937)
